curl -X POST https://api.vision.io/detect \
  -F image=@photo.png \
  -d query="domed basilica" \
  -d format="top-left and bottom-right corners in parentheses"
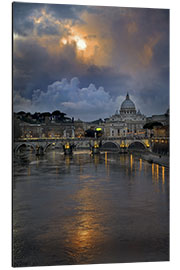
top-left (104, 93), bottom-right (146, 137)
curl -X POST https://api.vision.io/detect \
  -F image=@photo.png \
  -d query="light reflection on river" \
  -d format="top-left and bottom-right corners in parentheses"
top-left (13, 150), bottom-right (169, 267)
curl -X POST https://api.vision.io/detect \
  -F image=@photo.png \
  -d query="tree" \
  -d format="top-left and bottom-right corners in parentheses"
top-left (41, 112), bottom-right (51, 117)
top-left (52, 110), bottom-right (65, 116)
top-left (17, 111), bottom-right (26, 115)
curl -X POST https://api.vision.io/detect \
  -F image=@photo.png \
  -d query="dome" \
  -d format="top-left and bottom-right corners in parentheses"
top-left (120, 93), bottom-right (136, 114)
top-left (121, 99), bottom-right (136, 109)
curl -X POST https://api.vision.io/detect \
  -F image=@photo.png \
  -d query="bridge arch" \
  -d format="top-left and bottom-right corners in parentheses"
top-left (101, 141), bottom-right (120, 151)
top-left (128, 141), bottom-right (147, 150)
top-left (44, 143), bottom-right (53, 152)
top-left (44, 142), bottom-right (64, 152)
top-left (14, 143), bottom-right (36, 154)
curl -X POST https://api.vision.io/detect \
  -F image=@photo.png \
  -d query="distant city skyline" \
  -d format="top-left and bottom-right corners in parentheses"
top-left (13, 3), bottom-right (169, 121)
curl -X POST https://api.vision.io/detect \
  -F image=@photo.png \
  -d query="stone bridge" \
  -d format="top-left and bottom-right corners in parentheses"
top-left (14, 137), bottom-right (151, 155)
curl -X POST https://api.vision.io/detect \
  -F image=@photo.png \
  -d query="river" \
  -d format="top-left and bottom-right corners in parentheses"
top-left (13, 150), bottom-right (169, 267)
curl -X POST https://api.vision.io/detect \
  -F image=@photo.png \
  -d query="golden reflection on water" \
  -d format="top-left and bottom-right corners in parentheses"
top-left (152, 164), bottom-right (159, 193)
top-left (64, 185), bottom-right (105, 263)
top-left (139, 159), bottom-right (142, 172)
top-left (94, 155), bottom-right (99, 167)
top-left (162, 166), bottom-right (165, 184)
top-left (120, 154), bottom-right (125, 165)
top-left (105, 152), bottom-right (108, 167)
top-left (76, 155), bottom-right (83, 173)
top-left (65, 156), bottom-right (70, 167)
top-left (156, 164), bottom-right (159, 182)
top-left (151, 163), bottom-right (167, 193)
top-left (130, 154), bottom-right (133, 171)
top-left (104, 152), bottom-right (110, 177)
top-left (161, 166), bottom-right (165, 193)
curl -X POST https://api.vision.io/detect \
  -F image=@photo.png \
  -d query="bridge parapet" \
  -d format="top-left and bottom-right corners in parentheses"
top-left (15, 135), bottom-right (149, 142)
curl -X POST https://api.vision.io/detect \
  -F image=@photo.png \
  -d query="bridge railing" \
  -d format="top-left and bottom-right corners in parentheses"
top-left (14, 134), bottom-right (152, 143)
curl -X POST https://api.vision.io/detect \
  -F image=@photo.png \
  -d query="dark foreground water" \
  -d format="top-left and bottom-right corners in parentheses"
top-left (13, 150), bottom-right (169, 267)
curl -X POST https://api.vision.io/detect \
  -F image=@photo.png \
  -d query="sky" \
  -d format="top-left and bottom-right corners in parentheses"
top-left (13, 2), bottom-right (169, 121)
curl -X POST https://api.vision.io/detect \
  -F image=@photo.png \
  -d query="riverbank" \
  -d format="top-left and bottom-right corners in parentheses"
top-left (132, 151), bottom-right (169, 168)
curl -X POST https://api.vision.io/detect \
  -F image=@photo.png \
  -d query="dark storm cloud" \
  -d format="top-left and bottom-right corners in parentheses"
top-left (45, 3), bottom-right (86, 21)
top-left (133, 83), bottom-right (169, 116)
top-left (80, 65), bottom-right (132, 97)
top-left (152, 37), bottom-right (169, 68)
top-left (13, 2), bottom-right (42, 36)
top-left (13, 35), bottom-right (131, 100)
top-left (13, 3), bottom-right (169, 119)
top-left (36, 19), bottom-right (60, 36)
top-left (13, 38), bottom-right (50, 98)
top-left (104, 7), bottom-right (169, 114)
top-left (13, 2), bottom-right (85, 36)
top-left (13, 35), bottom-right (83, 96)
top-left (107, 7), bottom-right (169, 69)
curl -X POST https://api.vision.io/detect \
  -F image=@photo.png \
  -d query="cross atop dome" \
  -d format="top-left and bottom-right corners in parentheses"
top-left (126, 93), bottom-right (129, 100)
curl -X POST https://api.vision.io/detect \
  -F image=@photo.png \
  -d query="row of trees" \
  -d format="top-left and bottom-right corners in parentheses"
top-left (15, 110), bottom-right (72, 123)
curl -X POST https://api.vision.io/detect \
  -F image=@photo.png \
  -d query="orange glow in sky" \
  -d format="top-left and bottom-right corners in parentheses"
top-left (74, 36), bottom-right (87, 50)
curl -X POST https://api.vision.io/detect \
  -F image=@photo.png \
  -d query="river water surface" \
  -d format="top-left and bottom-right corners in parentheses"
top-left (13, 150), bottom-right (169, 267)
